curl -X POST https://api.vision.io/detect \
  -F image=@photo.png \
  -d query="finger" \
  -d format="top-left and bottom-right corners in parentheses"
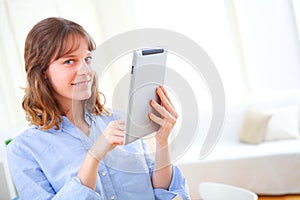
top-left (115, 124), bottom-right (125, 131)
top-left (107, 136), bottom-right (124, 145)
top-left (103, 131), bottom-right (123, 142)
top-left (112, 130), bottom-right (125, 137)
top-left (155, 89), bottom-right (178, 119)
top-left (111, 135), bottom-right (124, 144)
top-left (150, 100), bottom-right (176, 124)
top-left (109, 120), bottom-right (125, 126)
top-left (159, 86), bottom-right (174, 108)
top-left (115, 119), bottom-right (125, 125)
top-left (148, 113), bottom-right (165, 126)
top-left (110, 120), bottom-right (125, 130)
top-left (157, 88), bottom-right (174, 110)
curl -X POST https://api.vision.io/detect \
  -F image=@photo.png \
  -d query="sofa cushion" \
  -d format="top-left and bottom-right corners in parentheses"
top-left (265, 105), bottom-right (300, 141)
top-left (239, 107), bottom-right (272, 144)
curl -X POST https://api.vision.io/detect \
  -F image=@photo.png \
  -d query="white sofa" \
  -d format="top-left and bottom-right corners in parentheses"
top-left (176, 91), bottom-right (300, 200)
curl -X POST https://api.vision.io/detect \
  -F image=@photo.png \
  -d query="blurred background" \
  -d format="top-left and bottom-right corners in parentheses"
top-left (1, 0), bottom-right (300, 138)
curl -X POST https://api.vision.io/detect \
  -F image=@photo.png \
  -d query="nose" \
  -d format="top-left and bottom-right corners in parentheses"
top-left (78, 59), bottom-right (91, 75)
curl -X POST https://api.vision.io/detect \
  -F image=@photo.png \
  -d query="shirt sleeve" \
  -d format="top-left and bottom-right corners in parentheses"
top-left (141, 140), bottom-right (191, 200)
top-left (7, 141), bottom-right (102, 200)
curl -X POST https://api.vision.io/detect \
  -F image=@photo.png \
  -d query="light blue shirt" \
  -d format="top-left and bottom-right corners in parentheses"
top-left (7, 111), bottom-right (190, 200)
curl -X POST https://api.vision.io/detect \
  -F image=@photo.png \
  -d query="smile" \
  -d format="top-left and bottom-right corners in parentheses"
top-left (71, 80), bottom-right (91, 86)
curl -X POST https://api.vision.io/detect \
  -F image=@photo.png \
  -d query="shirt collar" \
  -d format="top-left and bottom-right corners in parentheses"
top-left (57, 109), bottom-right (96, 131)
top-left (84, 109), bottom-right (97, 127)
top-left (33, 110), bottom-right (97, 141)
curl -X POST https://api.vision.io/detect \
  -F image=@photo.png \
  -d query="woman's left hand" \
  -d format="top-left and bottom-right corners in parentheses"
top-left (149, 86), bottom-right (178, 146)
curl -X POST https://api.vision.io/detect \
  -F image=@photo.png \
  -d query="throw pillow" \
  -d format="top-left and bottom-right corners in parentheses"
top-left (265, 105), bottom-right (300, 141)
top-left (239, 107), bottom-right (272, 144)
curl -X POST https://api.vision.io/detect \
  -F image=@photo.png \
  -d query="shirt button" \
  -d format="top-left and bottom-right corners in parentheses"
top-left (110, 195), bottom-right (115, 200)
top-left (101, 171), bottom-right (106, 176)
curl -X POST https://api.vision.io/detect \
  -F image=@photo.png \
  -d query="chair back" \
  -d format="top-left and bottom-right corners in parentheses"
top-left (199, 182), bottom-right (258, 200)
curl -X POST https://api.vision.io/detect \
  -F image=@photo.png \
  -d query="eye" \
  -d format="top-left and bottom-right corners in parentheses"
top-left (64, 59), bottom-right (75, 65)
top-left (85, 56), bottom-right (92, 64)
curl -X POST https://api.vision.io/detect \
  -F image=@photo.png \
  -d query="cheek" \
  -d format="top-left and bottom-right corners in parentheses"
top-left (48, 72), bottom-right (62, 87)
top-left (47, 65), bottom-right (76, 90)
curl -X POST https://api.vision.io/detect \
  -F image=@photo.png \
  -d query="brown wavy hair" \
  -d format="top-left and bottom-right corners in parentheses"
top-left (23, 17), bottom-right (108, 130)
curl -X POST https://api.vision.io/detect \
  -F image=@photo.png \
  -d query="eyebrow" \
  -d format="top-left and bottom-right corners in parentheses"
top-left (60, 52), bottom-right (92, 59)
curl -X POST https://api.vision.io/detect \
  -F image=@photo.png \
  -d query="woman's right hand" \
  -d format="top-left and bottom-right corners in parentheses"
top-left (88, 119), bottom-right (125, 162)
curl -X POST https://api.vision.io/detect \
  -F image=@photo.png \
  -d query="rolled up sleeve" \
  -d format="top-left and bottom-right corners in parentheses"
top-left (141, 140), bottom-right (191, 200)
top-left (52, 177), bottom-right (101, 200)
top-left (153, 165), bottom-right (191, 200)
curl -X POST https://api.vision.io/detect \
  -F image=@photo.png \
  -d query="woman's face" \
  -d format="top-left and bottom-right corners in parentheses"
top-left (46, 37), bottom-right (94, 107)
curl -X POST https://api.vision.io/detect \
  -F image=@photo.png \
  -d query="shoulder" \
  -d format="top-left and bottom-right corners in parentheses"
top-left (10, 125), bottom-right (53, 143)
top-left (8, 126), bottom-right (38, 148)
top-left (7, 126), bottom-right (53, 158)
top-left (6, 127), bottom-right (37, 165)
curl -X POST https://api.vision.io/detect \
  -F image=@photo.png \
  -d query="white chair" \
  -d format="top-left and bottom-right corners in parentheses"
top-left (199, 182), bottom-right (258, 200)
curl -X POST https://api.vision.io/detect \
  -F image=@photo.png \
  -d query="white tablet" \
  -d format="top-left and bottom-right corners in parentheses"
top-left (124, 48), bottom-right (167, 144)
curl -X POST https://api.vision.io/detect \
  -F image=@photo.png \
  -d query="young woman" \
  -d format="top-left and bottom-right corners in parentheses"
top-left (7, 17), bottom-right (190, 200)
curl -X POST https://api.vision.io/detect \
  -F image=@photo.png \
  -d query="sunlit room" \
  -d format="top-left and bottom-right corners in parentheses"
top-left (1, 0), bottom-right (300, 199)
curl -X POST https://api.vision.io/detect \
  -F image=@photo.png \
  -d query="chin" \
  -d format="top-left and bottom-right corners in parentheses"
top-left (74, 92), bottom-right (92, 101)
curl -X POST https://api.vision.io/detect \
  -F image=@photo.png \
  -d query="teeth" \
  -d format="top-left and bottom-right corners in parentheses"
top-left (73, 81), bottom-right (89, 86)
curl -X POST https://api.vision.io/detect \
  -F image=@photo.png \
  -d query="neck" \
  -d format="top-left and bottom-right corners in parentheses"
top-left (65, 101), bottom-right (85, 125)
top-left (66, 101), bottom-right (90, 136)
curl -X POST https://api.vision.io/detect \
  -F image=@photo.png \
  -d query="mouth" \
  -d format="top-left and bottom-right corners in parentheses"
top-left (71, 80), bottom-right (91, 86)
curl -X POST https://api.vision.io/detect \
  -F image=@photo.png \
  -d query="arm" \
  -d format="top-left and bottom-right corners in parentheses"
top-left (7, 141), bottom-right (101, 200)
top-left (7, 120), bottom-right (124, 200)
top-left (149, 86), bottom-right (177, 189)
top-left (79, 120), bottom-right (125, 190)
top-left (148, 86), bottom-right (191, 199)
top-left (141, 140), bottom-right (191, 200)
top-left (152, 139), bottom-right (172, 189)
top-left (77, 152), bottom-right (99, 190)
